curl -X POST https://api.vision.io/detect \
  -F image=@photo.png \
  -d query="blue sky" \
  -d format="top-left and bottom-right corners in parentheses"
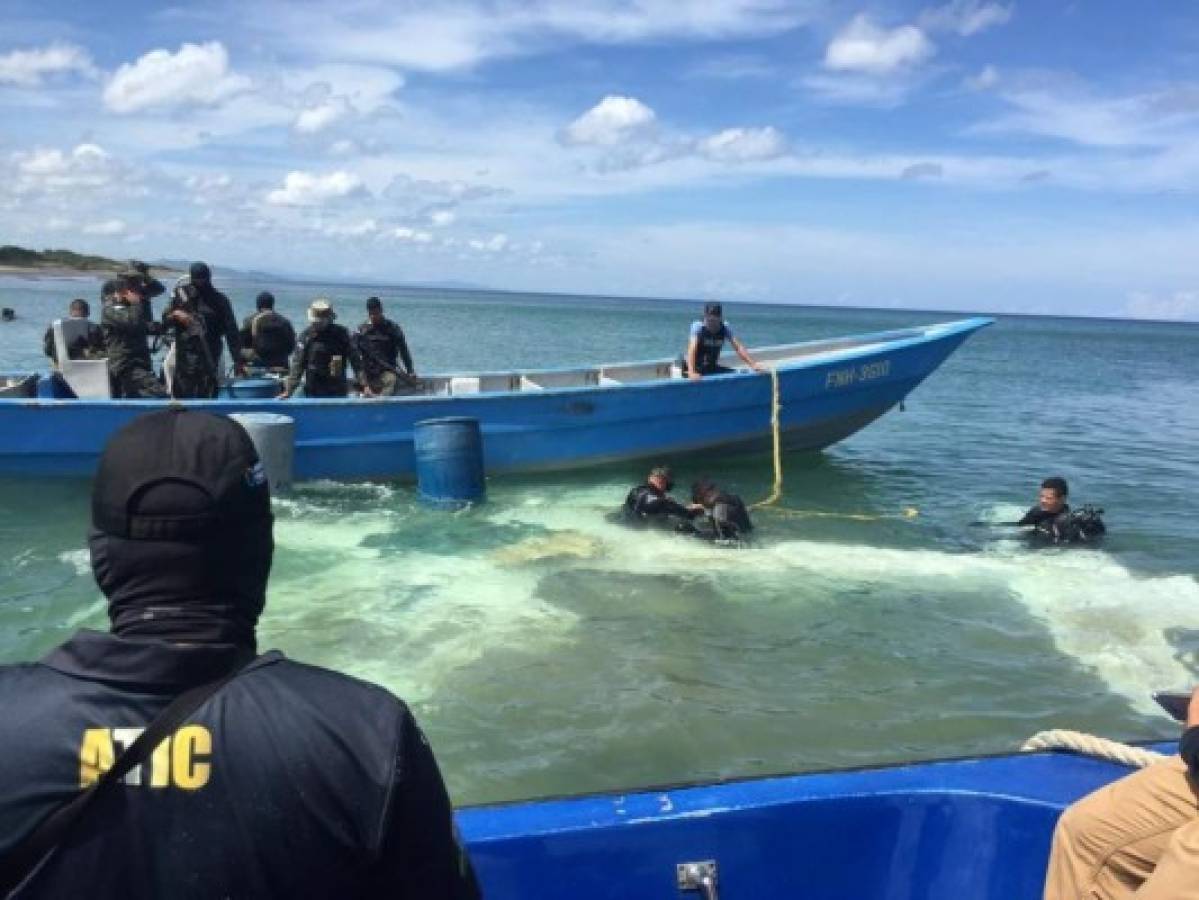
top-left (1, 1), bottom-right (1197, 319)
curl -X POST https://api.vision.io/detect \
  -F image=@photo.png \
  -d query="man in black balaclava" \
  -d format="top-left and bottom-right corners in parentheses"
top-left (0, 409), bottom-right (480, 899)
top-left (188, 261), bottom-right (244, 377)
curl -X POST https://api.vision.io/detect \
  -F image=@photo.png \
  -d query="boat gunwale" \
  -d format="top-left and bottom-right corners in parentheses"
top-left (0, 317), bottom-right (994, 408)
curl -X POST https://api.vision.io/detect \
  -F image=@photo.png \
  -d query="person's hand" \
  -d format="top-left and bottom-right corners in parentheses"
top-left (235, 361), bottom-right (247, 376)
top-left (362, 385), bottom-right (375, 398)
top-left (688, 371), bottom-right (702, 382)
top-left (170, 309), bottom-right (192, 326)
top-left (687, 503), bottom-right (705, 513)
top-left (277, 390), bottom-right (290, 400)
top-left (751, 361), bottom-right (765, 372)
top-left (1187, 686), bottom-right (1199, 728)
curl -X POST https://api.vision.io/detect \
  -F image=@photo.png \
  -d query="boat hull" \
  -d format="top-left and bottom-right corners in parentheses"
top-left (459, 742), bottom-right (1174, 899)
top-left (0, 318), bottom-right (991, 479)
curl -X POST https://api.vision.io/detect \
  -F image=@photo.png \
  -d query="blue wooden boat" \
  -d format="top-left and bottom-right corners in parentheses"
top-left (0, 317), bottom-right (992, 479)
top-left (459, 741), bottom-right (1172, 899)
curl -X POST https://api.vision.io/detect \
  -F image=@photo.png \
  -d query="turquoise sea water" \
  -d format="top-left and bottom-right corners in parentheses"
top-left (1, 274), bottom-right (1197, 806)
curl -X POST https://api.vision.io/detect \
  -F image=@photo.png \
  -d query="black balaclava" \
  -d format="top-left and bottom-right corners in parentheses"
top-left (189, 261), bottom-right (213, 295)
top-left (88, 409), bottom-right (273, 650)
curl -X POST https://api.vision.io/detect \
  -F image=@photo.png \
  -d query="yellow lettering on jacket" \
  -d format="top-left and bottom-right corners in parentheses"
top-left (172, 725), bottom-right (212, 790)
top-left (79, 728), bottom-right (115, 787)
top-left (76, 725), bottom-right (213, 790)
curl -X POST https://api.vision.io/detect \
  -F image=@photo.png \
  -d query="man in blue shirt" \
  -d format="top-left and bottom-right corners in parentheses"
top-left (684, 302), bottom-right (763, 380)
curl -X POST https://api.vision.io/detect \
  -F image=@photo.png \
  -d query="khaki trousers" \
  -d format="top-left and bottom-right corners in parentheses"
top-left (1044, 756), bottom-right (1199, 899)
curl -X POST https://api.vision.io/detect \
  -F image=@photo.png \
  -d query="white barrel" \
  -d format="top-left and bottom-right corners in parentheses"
top-left (228, 412), bottom-right (295, 491)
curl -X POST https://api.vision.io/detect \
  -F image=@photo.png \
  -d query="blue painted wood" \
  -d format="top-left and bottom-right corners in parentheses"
top-left (0, 317), bottom-right (992, 480)
top-left (458, 742), bottom-right (1176, 899)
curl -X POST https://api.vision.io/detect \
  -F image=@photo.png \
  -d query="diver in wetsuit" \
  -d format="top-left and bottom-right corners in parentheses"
top-left (1017, 477), bottom-right (1105, 545)
top-left (621, 466), bottom-right (702, 531)
top-left (690, 478), bottom-right (754, 544)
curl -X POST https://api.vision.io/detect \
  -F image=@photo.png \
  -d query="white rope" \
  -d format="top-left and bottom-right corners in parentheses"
top-left (1021, 729), bottom-right (1167, 768)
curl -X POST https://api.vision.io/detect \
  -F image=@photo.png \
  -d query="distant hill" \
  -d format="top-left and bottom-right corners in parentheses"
top-left (0, 245), bottom-right (177, 277)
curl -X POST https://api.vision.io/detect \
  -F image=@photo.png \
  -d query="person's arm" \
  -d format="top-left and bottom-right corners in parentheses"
top-left (686, 335), bottom-right (701, 382)
top-left (43, 326), bottom-right (56, 363)
top-left (280, 336), bottom-right (306, 398)
top-left (1015, 506), bottom-right (1042, 527)
top-left (1180, 688), bottom-right (1199, 776)
top-left (219, 293), bottom-right (243, 372)
top-left (395, 325), bottom-right (415, 375)
top-left (240, 316), bottom-right (254, 350)
top-left (730, 336), bottom-right (763, 371)
top-left (364, 713), bottom-right (481, 899)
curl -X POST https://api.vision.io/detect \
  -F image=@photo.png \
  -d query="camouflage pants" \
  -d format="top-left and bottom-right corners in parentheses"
top-left (364, 370), bottom-right (421, 396)
top-left (171, 368), bottom-right (218, 399)
top-left (112, 365), bottom-right (168, 399)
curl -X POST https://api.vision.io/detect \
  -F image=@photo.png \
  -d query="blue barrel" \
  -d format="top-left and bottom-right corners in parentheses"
top-left (222, 378), bottom-right (282, 399)
top-left (414, 417), bottom-right (486, 508)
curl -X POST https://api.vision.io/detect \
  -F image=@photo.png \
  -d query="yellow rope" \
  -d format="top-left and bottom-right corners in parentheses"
top-left (749, 365), bottom-right (918, 523)
top-left (751, 366), bottom-right (784, 510)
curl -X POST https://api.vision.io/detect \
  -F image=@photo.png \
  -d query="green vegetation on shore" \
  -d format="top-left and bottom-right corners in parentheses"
top-left (0, 245), bottom-right (175, 276)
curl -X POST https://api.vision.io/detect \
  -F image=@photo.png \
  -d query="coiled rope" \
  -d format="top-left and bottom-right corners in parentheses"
top-left (1021, 730), bottom-right (1166, 768)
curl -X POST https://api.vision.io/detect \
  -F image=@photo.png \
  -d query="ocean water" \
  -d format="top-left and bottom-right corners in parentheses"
top-left (1, 274), bottom-right (1197, 806)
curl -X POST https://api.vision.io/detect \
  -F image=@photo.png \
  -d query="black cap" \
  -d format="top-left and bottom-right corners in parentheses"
top-left (703, 302), bottom-right (723, 317)
top-left (366, 296), bottom-right (382, 311)
top-left (92, 410), bottom-right (271, 543)
top-left (190, 261), bottom-right (212, 281)
top-left (100, 278), bottom-right (118, 299)
top-left (256, 291), bottom-right (275, 310)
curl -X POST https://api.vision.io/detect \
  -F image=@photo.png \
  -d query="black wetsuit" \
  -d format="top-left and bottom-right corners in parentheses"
top-left (285, 321), bottom-right (363, 398)
top-left (694, 492), bottom-right (754, 543)
top-left (240, 311), bottom-right (296, 370)
top-left (0, 631), bottom-right (480, 899)
top-left (1018, 503), bottom-right (1105, 544)
top-left (622, 483), bottom-right (698, 530)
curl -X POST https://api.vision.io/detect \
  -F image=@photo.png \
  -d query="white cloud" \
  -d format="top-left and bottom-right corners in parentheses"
top-left (392, 226), bottom-right (433, 243)
top-left (266, 170), bottom-right (365, 206)
top-left (900, 162), bottom-right (944, 179)
top-left (11, 143), bottom-right (128, 194)
top-left (0, 42), bottom-right (95, 86)
top-left (103, 42), bottom-right (252, 114)
top-left (697, 127), bottom-right (787, 162)
top-left (803, 73), bottom-right (919, 108)
top-left (920, 0), bottom-right (1012, 36)
top-left (294, 97), bottom-right (354, 134)
top-left (469, 233), bottom-right (510, 252)
top-left (248, 0), bottom-right (809, 73)
top-left (965, 65), bottom-right (999, 91)
top-left (430, 209), bottom-right (456, 227)
top-left (562, 96), bottom-right (657, 146)
top-left (322, 218), bottom-right (378, 238)
top-left (824, 15), bottom-right (934, 75)
top-left (82, 218), bottom-right (128, 236)
top-left (1125, 290), bottom-right (1199, 322)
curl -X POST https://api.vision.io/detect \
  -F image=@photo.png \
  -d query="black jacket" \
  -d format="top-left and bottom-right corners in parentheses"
top-left (356, 318), bottom-right (414, 376)
top-left (240, 311), bottom-right (297, 369)
top-left (195, 286), bottom-right (241, 367)
top-left (0, 631), bottom-right (479, 900)
top-left (285, 321), bottom-right (363, 397)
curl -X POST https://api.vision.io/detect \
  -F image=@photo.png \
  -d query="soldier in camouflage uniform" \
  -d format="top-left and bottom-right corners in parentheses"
top-left (101, 271), bottom-right (167, 399)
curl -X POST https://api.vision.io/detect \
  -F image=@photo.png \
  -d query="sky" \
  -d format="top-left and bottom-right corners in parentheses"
top-left (1, 1), bottom-right (1198, 319)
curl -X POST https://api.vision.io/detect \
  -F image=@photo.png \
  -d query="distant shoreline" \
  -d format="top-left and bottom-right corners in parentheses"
top-left (0, 265), bottom-right (183, 280)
